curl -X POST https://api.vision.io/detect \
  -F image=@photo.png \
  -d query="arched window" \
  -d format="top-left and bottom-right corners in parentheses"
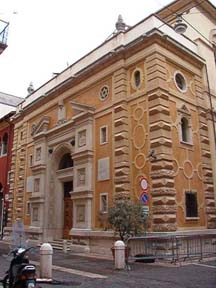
top-left (134, 70), bottom-right (141, 88)
top-left (59, 153), bottom-right (73, 170)
top-left (2, 133), bottom-right (8, 155)
top-left (181, 117), bottom-right (190, 143)
top-left (131, 68), bottom-right (143, 90)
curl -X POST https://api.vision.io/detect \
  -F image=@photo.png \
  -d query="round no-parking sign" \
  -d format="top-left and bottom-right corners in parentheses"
top-left (140, 177), bottom-right (148, 191)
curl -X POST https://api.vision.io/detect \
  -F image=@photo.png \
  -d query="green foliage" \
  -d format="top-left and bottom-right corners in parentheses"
top-left (108, 200), bottom-right (145, 242)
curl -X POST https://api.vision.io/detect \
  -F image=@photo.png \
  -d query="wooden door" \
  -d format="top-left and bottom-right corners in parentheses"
top-left (63, 182), bottom-right (73, 239)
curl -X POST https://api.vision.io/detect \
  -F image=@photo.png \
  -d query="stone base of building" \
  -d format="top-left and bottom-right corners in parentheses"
top-left (2, 226), bottom-right (216, 257)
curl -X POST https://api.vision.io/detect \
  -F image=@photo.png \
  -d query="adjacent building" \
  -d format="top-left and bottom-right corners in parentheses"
top-left (0, 93), bottom-right (23, 237)
top-left (4, 0), bottom-right (216, 253)
top-left (157, 0), bottom-right (216, 221)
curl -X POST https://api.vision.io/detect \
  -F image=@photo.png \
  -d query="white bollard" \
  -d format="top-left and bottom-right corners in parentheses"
top-left (63, 239), bottom-right (67, 253)
top-left (40, 243), bottom-right (53, 279)
top-left (114, 240), bottom-right (125, 270)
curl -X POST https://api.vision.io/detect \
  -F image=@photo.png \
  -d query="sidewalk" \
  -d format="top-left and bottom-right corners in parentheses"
top-left (1, 240), bottom-right (216, 288)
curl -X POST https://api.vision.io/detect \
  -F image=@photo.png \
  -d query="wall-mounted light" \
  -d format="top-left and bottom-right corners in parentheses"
top-left (48, 148), bottom-right (53, 154)
top-left (174, 15), bottom-right (187, 34)
top-left (70, 139), bottom-right (75, 146)
top-left (148, 149), bottom-right (157, 162)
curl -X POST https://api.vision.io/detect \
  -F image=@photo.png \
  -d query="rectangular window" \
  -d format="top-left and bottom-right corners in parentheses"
top-left (29, 155), bottom-right (33, 167)
top-left (100, 193), bottom-right (108, 213)
top-left (185, 191), bottom-right (198, 218)
top-left (100, 126), bottom-right (108, 144)
top-left (26, 202), bottom-right (31, 215)
top-left (20, 131), bottom-right (23, 141)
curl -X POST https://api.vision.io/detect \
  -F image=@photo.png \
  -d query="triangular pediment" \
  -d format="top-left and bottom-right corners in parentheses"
top-left (31, 116), bottom-right (50, 136)
top-left (70, 101), bottom-right (95, 118)
top-left (178, 104), bottom-right (190, 115)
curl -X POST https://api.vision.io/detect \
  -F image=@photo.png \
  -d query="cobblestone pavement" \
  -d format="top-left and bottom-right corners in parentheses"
top-left (0, 241), bottom-right (216, 288)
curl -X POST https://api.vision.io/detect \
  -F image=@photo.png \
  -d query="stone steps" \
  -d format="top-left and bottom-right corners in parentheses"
top-left (41, 239), bottom-right (72, 251)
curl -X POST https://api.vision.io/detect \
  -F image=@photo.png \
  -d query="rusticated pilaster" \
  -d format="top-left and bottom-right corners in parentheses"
top-left (194, 71), bottom-right (216, 228)
top-left (7, 123), bottom-right (28, 226)
top-left (113, 68), bottom-right (130, 200)
top-left (148, 93), bottom-right (177, 231)
top-left (198, 108), bottom-right (216, 228)
top-left (146, 52), bottom-right (176, 232)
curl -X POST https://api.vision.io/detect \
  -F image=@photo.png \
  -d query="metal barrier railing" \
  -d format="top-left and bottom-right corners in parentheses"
top-left (127, 233), bottom-right (216, 262)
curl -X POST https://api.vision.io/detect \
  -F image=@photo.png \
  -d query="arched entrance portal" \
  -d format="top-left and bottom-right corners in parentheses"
top-left (50, 148), bottom-right (74, 240)
top-left (58, 153), bottom-right (74, 239)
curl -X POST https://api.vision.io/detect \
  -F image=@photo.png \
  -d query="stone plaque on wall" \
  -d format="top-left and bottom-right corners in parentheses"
top-left (77, 168), bottom-right (86, 186)
top-left (35, 147), bottom-right (42, 161)
top-left (98, 157), bottom-right (110, 181)
top-left (78, 130), bottom-right (86, 147)
top-left (77, 205), bottom-right (85, 223)
top-left (32, 207), bottom-right (39, 221)
top-left (26, 176), bottom-right (33, 192)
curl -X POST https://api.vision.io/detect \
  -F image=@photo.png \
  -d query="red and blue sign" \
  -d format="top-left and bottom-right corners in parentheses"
top-left (140, 177), bottom-right (148, 191)
top-left (140, 192), bottom-right (148, 205)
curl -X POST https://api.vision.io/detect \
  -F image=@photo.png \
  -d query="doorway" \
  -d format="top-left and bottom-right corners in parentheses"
top-left (63, 181), bottom-right (73, 239)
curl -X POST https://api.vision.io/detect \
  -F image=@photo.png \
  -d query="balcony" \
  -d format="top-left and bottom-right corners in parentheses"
top-left (0, 19), bottom-right (9, 54)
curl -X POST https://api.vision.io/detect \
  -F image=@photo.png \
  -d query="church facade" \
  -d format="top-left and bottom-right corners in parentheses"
top-left (5, 0), bottom-right (216, 253)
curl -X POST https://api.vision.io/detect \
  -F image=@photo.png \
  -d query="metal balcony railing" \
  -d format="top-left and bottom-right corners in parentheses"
top-left (0, 19), bottom-right (9, 46)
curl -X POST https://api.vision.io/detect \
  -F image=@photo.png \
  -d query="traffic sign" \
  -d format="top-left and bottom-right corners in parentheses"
top-left (142, 206), bottom-right (149, 217)
top-left (140, 177), bottom-right (148, 191)
top-left (140, 192), bottom-right (148, 205)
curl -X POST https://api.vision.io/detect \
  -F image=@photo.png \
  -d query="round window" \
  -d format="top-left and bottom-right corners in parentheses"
top-left (174, 72), bottom-right (187, 92)
top-left (99, 86), bottom-right (109, 101)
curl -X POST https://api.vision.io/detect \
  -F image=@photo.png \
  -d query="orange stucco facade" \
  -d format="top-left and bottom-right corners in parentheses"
top-left (4, 2), bottom-right (216, 252)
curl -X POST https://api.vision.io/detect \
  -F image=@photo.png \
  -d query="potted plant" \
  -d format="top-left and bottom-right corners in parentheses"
top-left (107, 200), bottom-right (146, 259)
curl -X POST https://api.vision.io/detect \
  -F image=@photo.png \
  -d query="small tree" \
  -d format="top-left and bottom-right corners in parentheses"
top-left (108, 200), bottom-right (145, 243)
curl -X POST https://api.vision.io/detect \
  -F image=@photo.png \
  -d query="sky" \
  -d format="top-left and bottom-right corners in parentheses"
top-left (0, 0), bottom-right (216, 98)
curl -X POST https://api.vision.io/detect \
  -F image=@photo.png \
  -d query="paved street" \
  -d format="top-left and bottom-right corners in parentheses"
top-left (0, 241), bottom-right (216, 288)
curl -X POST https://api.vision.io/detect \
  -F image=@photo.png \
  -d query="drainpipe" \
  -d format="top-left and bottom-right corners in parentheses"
top-left (0, 198), bottom-right (4, 239)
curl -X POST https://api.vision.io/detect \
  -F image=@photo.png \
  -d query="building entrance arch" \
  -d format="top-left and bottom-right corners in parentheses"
top-left (50, 144), bottom-right (74, 240)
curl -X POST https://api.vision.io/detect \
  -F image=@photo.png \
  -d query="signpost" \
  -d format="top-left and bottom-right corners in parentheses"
top-left (139, 177), bottom-right (149, 236)
top-left (142, 206), bottom-right (149, 217)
